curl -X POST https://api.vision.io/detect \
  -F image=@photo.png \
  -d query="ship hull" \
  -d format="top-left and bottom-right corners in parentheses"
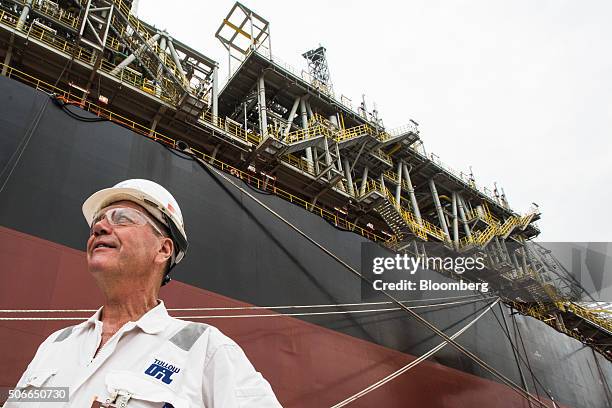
top-left (1, 75), bottom-right (610, 407)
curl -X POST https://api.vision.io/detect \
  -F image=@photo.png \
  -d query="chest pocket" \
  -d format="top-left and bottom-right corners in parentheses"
top-left (105, 370), bottom-right (189, 408)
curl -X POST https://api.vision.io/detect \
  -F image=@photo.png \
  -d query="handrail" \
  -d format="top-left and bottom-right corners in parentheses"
top-left (370, 148), bottom-right (392, 164)
top-left (382, 170), bottom-right (411, 191)
top-left (335, 123), bottom-right (374, 142)
top-left (285, 123), bottom-right (333, 144)
top-left (283, 153), bottom-right (315, 175)
top-left (200, 110), bottom-right (260, 145)
top-left (498, 216), bottom-right (519, 236)
top-left (386, 122), bottom-right (418, 137)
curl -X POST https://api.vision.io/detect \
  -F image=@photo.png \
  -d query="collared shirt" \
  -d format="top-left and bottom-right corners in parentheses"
top-left (4, 301), bottom-right (282, 408)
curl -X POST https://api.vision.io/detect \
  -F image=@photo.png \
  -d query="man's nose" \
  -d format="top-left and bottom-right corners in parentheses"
top-left (91, 217), bottom-right (112, 236)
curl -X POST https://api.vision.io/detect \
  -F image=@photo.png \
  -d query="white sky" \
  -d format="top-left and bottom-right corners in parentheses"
top-left (137, 0), bottom-right (612, 242)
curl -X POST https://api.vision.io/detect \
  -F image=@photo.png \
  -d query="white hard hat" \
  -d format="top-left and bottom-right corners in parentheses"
top-left (82, 179), bottom-right (188, 267)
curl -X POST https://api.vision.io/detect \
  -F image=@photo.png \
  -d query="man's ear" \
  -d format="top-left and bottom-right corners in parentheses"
top-left (156, 237), bottom-right (174, 265)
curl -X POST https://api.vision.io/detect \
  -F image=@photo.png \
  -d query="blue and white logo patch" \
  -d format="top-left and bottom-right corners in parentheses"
top-left (144, 359), bottom-right (181, 384)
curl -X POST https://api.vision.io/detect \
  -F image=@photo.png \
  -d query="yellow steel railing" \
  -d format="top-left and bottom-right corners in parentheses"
top-left (370, 148), bottom-right (392, 164)
top-left (285, 123), bottom-right (334, 144)
top-left (465, 202), bottom-right (498, 225)
top-left (360, 179), bottom-right (384, 197)
top-left (497, 216), bottom-right (519, 237)
top-left (474, 223), bottom-right (498, 246)
top-left (399, 208), bottom-right (427, 241)
top-left (385, 187), bottom-right (445, 242)
top-left (377, 130), bottom-right (393, 142)
top-left (335, 123), bottom-right (374, 143)
top-left (307, 112), bottom-right (335, 127)
top-left (282, 153), bottom-right (317, 176)
top-left (459, 234), bottom-right (473, 248)
top-left (462, 202), bottom-right (538, 244)
top-left (458, 219), bottom-right (499, 248)
top-left (382, 170), bottom-right (412, 191)
top-left (200, 110), bottom-right (261, 145)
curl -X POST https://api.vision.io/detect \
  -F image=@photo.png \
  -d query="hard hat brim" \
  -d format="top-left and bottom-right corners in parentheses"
top-left (82, 186), bottom-right (166, 228)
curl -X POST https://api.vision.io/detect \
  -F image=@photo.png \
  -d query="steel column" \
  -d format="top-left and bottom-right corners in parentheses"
top-left (429, 178), bottom-right (450, 240)
top-left (312, 147), bottom-right (321, 174)
top-left (334, 142), bottom-right (343, 175)
top-left (300, 97), bottom-right (313, 168)
top-left (395, 161), bottom-right (402, 209)
top-left (323, 135), bottom-right (332, 170)
top-left (520, 246), bottom-right (529, 275)
top-left (166, 38), bottom-right (188, 84)
top-left (343, 159), bottom-right (355, 196)
top-left (402, 163), bottom-right (421, 224)
top-left (283, 96), bottom-right (301, 139)
top-left (257, 74), bottom-right (268, 136)
top-left (328, 115), bottom-right (339, 128)
top-left (359, 167), bottom-right (369, 197)
top-left (457, 194), bottom-right (472, 239)
top-left (305, 101), bottom-right (314, 119)
top-left (511, 253), bottom-right (522, 276)
top-left (1, 46), bottom-right (13, 75)
top-left (156, 35), bottom-right (167, 97)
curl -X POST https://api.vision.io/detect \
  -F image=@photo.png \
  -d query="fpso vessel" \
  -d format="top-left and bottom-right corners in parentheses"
top-left (0, 1), bottom-right (611, 407)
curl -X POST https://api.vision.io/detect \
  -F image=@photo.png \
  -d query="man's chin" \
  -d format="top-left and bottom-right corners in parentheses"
top-left (87, 255), bottom-right (118, 275)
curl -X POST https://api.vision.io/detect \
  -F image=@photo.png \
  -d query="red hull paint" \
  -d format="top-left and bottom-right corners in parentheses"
top-left (0, 226), bottom-right (563, 407)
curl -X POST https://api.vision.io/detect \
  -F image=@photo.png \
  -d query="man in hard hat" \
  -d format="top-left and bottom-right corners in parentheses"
top-left (6, 179), bottom-right (282, 408)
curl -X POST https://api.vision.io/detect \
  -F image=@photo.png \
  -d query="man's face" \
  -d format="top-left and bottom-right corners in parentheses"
top-left (87, 200), bottom-right (170, 285)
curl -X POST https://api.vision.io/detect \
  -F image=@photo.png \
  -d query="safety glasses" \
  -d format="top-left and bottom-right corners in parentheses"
top-left (91, 207), bottom-right (164, 236)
